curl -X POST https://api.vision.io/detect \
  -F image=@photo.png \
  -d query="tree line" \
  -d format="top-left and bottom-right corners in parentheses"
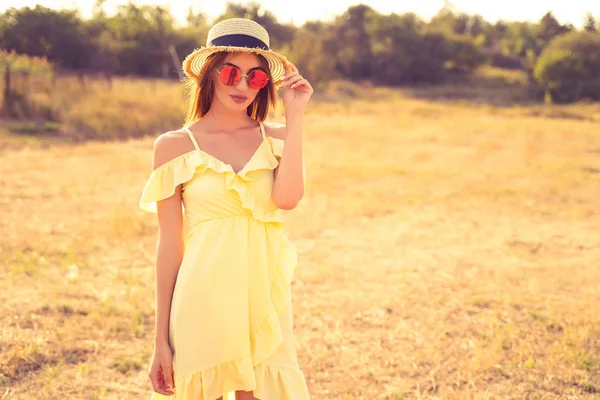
top-left (1, 2), bottom-right (599, 102)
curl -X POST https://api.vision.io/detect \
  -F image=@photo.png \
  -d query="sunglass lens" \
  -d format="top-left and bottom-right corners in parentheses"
top-left (220, 65), bottom-right (241, 86)
top-left (248, 69), bottom-right (269, 89)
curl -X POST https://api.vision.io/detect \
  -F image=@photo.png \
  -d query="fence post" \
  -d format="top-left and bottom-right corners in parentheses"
top-left (2, 63), bottom-right (11, 116)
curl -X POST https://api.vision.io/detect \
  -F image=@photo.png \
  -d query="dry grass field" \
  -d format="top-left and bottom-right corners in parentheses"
top-left (1, 75), bottom-right (600, 399)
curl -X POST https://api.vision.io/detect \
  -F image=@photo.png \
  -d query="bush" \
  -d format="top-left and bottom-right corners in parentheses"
top-left (489, 51), bottom-right (524, 70)
top-left (279, 26), bottom-right (338, 85)
top-left (534, 31), bottom-right (600, 103)
top-left (407, 30), bottom-right (450, 84)
top-left (445, 33), bottom-right (487, 73)
top-left (0, 50), bottom-right (55, 118)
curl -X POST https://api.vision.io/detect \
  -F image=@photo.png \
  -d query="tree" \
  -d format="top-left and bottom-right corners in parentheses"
top-left (280, 24), bottom-right (337, 84)
top-left (92, 0), bottom-right (107, 19)
top-left (0, 6), bottom-right (90, 68)
top-left (536, 11), bottom-right (570, 47)
top-left (103, 4), bottom-right (177, 76)
top-left (446, 33), bottom-right (487, 73)
top-left (367, 13), bottom-right (424, 84)
top-left (328, 4), bottom-right (375, 80)
top-left (466, 15), bottom-right (489, 37)
top-left (534, 31), bottom-right (600, 102)
top-left (501, 22), bottom-right (540, 57)
top-left (186, 5), bottom-right (207, 29)
top-left (429, 9), bottom-right (470, 35)
top-left (583, 13), bottom-right (597, 33)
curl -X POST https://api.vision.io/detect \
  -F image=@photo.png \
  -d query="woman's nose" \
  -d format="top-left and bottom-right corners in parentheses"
top-left (236, 76), bottom-right (249, 90)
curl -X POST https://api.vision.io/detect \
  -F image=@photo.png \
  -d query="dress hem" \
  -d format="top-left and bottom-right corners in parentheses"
top-left (150, 360), bottom-right (310, 400)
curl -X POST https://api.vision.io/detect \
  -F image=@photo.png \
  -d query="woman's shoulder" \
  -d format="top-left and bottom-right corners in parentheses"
top-left (151, 129), bottom-right (196, 170)
top-left (262, 121), bottom-right (287, 140)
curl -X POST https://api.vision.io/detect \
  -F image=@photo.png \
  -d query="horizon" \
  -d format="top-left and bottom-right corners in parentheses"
top-left (1, 0), bottom-right (599, 28)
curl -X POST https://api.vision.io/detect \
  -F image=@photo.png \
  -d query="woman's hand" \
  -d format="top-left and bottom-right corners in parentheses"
top-left (148, 341), bottom-right (175, 396)
top-left (280, 63), bottom-right (313, 116)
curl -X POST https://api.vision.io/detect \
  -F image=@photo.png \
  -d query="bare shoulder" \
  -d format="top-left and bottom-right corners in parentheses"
top-left (262, 121), bottom-right (287, 140)
top-left (151, 129), bottom-right (195, 170)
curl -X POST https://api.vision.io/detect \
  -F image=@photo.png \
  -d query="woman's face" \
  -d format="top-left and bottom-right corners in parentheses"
top-left (212, 52), bottom-right (266, 112)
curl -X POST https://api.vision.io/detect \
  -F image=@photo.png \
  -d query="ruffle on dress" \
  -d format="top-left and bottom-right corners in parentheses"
top-left (139, 137), bottom-right (290, 222)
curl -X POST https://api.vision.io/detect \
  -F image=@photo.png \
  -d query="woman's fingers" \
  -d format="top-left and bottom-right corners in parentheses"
top-left (284, 74), bottom-right (304, 87)
top-left (283, 71), bottom-right (299, 82)
top-left (163, 363), bottom-right (175, 393)
top-left (149, 365), bottom-right (175, 395)
top-left (280, 63), bottom-right (308, 88)
top-left (285, 75), bottom-right (313, 92)
top-left (290, 78), bottom-right (311, 90)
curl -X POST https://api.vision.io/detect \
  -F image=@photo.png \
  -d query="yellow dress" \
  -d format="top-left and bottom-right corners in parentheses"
top-left (139, 121), bottom-right (310, 400)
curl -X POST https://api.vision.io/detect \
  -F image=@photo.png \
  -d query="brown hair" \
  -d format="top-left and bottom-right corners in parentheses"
top-left (183, 51), bottom-right (277, 126)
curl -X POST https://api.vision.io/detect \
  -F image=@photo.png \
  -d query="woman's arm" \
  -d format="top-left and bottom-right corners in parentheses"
top-left (271, 64), bottom-right (313, 210)
top-left (270, 115), bottom-right (305, 210)
top-left (151, 134), bottom-right (185, 346)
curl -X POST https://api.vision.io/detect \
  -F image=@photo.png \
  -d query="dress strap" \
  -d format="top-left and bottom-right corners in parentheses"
top-left (183, 126), bottom-right (201, 151)
top-left (258, 121), bottom-right (267, 140)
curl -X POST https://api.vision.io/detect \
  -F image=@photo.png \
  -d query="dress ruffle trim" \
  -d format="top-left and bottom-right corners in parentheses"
top-left (251, 233), bottom-right (297, 366)
top-left (253, 363), bottom-right (311, 400)
top-left (150, 233), bottom-right (306, 400)
top-left (268, 136), bottom-right (284, 159)
top-left (152, 362), bottom-right (310, 400)
top-left (138, 137), bottom-right (286, 223)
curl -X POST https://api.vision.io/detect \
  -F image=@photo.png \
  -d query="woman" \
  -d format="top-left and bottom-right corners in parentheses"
top-left (138, 18), bottom-right (313, 400)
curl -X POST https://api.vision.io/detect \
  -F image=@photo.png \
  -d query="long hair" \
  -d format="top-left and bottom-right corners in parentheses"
top-left (183, 52), bottom-right (277, 126)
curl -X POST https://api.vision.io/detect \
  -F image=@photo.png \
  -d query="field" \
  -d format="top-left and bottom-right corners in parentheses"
top-left (1, 72), bottom-right (600, 399)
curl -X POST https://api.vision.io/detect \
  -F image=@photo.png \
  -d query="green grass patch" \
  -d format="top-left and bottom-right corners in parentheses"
top-left (109, 358), bottom-right (143, 375)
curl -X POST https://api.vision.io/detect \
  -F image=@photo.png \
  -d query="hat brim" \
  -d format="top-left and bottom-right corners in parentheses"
top-left (182, 46), bottom-right (291, 87)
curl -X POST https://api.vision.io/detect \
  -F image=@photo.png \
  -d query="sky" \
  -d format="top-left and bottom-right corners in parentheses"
top-left (1, 0), bottom-right (600, 28)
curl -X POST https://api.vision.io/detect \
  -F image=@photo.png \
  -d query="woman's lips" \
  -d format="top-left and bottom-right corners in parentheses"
top-left (230, 95), bottom-right (248, 103)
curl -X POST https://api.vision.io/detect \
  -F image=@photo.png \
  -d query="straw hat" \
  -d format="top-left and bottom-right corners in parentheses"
top-left (182, 18), bottom-right (291, 87)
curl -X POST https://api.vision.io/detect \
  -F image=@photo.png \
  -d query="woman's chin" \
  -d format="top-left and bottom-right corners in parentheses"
top-left (227, 100), bottom-right (252, 111)
top-left (231, 99), bottom-right (250, 107)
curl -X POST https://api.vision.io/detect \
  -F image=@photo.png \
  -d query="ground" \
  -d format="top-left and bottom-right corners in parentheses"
top-left (1, 78), bottom-right (599, 399)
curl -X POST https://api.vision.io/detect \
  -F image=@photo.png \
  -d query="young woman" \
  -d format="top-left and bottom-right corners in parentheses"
top-left (138, 18), bottom-right (313, 400)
